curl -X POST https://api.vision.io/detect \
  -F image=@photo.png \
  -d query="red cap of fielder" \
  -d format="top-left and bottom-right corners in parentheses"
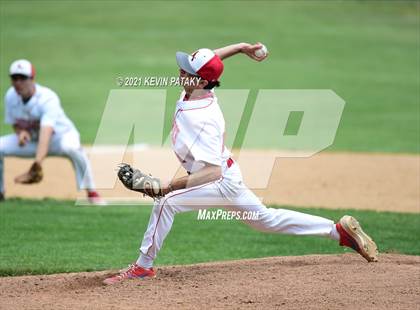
top-left (9, 59), bottom-right (36, 78)
top-left (176, 48), bottom-right (224, 82)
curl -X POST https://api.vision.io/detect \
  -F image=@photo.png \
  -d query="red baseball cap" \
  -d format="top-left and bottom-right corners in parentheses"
top-left (176, 48), bottom-right (224, 82)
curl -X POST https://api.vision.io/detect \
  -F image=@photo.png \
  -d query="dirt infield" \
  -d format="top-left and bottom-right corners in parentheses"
top-left (0, 254), bottom-right (418, 310)
top-left (3, 148), bottom-right (419, 212)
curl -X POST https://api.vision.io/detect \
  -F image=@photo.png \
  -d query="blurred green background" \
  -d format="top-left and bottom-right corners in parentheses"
top-left (1, 1), bottom-right (419, 152)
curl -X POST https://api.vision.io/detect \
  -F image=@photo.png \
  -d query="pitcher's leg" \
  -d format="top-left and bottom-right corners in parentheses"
top-left (233, 187), bottom-right (339, 239)
top-left (138, 182), bottom-right (224, 268)
top-left (230, 187), bottom-right (379, 261)
top-left (137, 198), bottom-right (179, 268)
top-left (104, 181), bottom-right (233, 285)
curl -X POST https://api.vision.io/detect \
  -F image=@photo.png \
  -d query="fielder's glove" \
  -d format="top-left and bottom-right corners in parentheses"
top-left (117, 163), bottom-right (164, 199)
top-left (14, 162), bottom-right (43, 184)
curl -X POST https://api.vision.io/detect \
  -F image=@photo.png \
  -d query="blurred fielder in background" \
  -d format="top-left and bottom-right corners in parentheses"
top-left (0, 59), bottom-right (105, 205)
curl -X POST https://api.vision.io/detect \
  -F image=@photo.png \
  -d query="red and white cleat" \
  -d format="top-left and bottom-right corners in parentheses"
top-left (118, 262), bottom-right (137, 273)
top-left (337, 215), bottom-right (378, 262)
top-left (87, 191), bottom-right (107, 206)
top-left (103, 264), bottom-right (156, 285)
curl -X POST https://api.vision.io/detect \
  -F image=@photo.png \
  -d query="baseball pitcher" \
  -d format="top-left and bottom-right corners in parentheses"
top-left (104, 43), bottom-right (378, 284)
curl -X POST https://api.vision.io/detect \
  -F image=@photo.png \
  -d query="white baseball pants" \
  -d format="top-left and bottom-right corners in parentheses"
top-left (0, 130), bottom-right (95, 193)
top-left (137, 162), bottom-right (338, 268)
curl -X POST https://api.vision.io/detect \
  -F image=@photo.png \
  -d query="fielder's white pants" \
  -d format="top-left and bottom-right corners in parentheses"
top-left (138, 162), bottom-right (338, 268)
top-left (0, 130), bottom-right (95, 193)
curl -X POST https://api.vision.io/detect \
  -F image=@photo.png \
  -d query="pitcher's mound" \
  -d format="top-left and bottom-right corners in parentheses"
top-left (0, 254), bottom-right (419, 310)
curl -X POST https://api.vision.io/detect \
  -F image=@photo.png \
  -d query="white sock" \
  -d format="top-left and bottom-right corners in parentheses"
top-left (329, 224), bottom-right (340, 241)
top-left (136, 253), bottom-right (154, 269)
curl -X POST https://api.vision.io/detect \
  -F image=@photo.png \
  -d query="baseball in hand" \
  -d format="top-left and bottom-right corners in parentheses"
top-left (254, 44), bottom-right (268, 58)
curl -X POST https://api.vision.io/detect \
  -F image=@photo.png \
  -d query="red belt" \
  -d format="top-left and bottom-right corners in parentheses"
top-left (227, 157), bottom-right (234, 168)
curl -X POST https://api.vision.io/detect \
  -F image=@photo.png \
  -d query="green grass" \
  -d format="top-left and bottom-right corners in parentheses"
top-left (0, 1), bottom-right (419, 152)
top-left (0, 198), bottom-right (418, 276)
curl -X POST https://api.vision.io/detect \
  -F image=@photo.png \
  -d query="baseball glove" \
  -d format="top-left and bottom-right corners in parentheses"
top-left (14, 162), bottom-right (43, 184)
top-left (117, 163), bottom-right (164, 199)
